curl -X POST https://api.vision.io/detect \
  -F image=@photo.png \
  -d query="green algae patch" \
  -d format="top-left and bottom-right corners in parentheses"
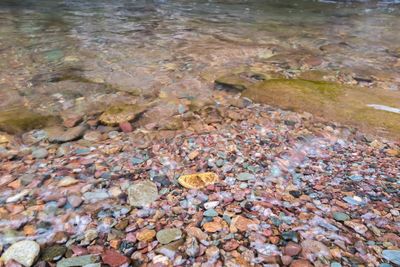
top-left (297, 70), bottom-right (338, 82)
top-left (0, 108), bottom-right (61, 134)
top-left (99, 104), bottom-right (147, 126)
top-left (242, 78), bottom-right (400, 139)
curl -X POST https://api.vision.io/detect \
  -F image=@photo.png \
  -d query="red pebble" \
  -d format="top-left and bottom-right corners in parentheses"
top-left (119, 122), bottom-right (133, 133)
top-left (102, 249), bottom-right (130, 267)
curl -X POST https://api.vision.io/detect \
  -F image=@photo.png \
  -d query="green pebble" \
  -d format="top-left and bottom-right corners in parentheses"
top-left (204, 209), bottom-right (218, 217)
top-left (333, 212), bottom-right (350, 222)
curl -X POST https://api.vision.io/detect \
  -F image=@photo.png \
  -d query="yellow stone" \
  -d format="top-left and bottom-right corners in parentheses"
top-left (0, 134), bottom-right (11, 144)
top-left (137, 229), bottom-right (156, 242)
top-left (386, 149), bottom-right (399, 157)
top-left (178, 172), bottom-right (219, 189)
top-left (203, 221), bottom-right (223, 233)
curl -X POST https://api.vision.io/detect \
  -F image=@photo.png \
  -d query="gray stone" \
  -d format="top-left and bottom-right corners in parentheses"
top-left (56, 255), bottom-right (100, 267)
top-left (237, 172), bottom-right (255, 181)
top-left (67, 195), bottom-right (83, 208)
top-left (333, 212), bottom-right (350, 222)
top-left (32, 148), bottom-right (48, 159)
top-left (128, 180), bottom-right (158, 207)
top-left (83, 190), bottom-right (109, 202)
top-left (41, 245), bottom-right (66, 262)
top-left (46, 125), bottom-right (86, 143)
top-left (19, 174), bottom-right (35, 186)
top-left (1, 240), bottom-right (40, 266)
top-left (156, 228), bottom-right (182, 245)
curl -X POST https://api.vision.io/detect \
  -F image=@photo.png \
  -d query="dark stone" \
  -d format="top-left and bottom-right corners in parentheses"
top-left (289, 190), bottom-right (302, 198)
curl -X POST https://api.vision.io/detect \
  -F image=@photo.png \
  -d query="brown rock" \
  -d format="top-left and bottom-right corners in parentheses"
top-left (301, 240), bottom-right (332, 261)
top-left (203, 220), bottom-right (223, 233)
top-left (188, 150), bottom-right (200, 160)
top-left (205, 246), bottom-right (220, 261)
top-left (230, 215), bottom-right (257, 232)
top-left (102, 249), bottom-right (129, 267)
top-left (284, 242), bottom-right (302, 256)
top-left (281, 255), bottom-right (293, 266)
top-left (67, 195), bottom-right (83, 208)
top-left (63, 115), bottom-right (83, 128)
top-left (381, 233), bottom-right (400, 247)
top-left (137, 229), bottom-right (156, 242)
top-left (185, 226), bottom-right (208, 241)
top-left (223, 240), bottom-right (239, 251)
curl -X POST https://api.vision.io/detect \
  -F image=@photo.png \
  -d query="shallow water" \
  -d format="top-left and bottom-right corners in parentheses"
top-left (0, 0), bottom-right (399, 133)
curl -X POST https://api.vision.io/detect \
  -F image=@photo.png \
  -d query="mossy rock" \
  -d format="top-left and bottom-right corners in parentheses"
top-left (214, 71), bottom-right (270, 92)
top-left (99, 104), bottom-right (147, 126)
top-left (0, 108), bottom-right (60, 134)
top-left (297, 70), bottom-right (337, 82)
top-left (242, 78), bottom-right (400, 139)
top-left (215, 74), bottom-right (249, 92)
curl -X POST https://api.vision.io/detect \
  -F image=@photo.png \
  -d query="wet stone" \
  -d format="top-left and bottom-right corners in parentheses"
top-left (67, 195), bottom-right (83, 208)
top-left (1, 240), bottom-right (40, 267)
top-left (137, 229), bottom-right (156, 242)
top-left (289, 190), bottom-right (302, 198)
top-left (119, 121), bottom-right (133, 133)
top-left (0, 109), bottom-right (60, 134)
top-left (284, 242), bottom-right (302, 256)
top-left (178, 172), bottom-right (219, 189)
top-left (83, 131), bottom-right (102, 142)
top-left (204, 209), bottom-right (218, 217)
top-left (56, 255), bottom-right (100, 267)
top-left (301, 240), bottom-right (332, 261)
top-left (237, 172), bottom-right (255, 181)
top-left (19, 174), bottom-right (35, 186)
top-left (344, 221), bottom-right (368, 235)
top-left (290, 259), bottom-right (313, 267)
top-left (127, 180), bottom-right (158, 207)
top-left (382, 250), bottom-right (400, 265)
top-left (41, 245), bottom-right (66, 262)
top-left (83, 190), bottom-right (109, 202)
top-left (333, 212), bottom-right (350, 222)
top-left (46, 125), bottom-right (87, 143)
top-left (156, 228), bottom-right (182, 245)
top-left (184, 236), bottom-right (200, 257)
top-left (32, 148), bottom-right (48, 159)
top-left (99, 104), bottom-right (146, 126)
top-left (101, 249), bottom-right (129, 267)
top-left (185, 227), bottom-right (208, 241)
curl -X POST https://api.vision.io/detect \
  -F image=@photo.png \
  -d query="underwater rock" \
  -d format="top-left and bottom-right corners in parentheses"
top-left (99, 104), bottom-right (147, 126)
top-left (178, 172), bottom-right (219, 189)
top-left (215, 74), bottom-right (249, 92)
top-left (242, 78), bottom-right (400, 138)
top-left (0, 109), bottom-right (60, 134)
top-left (1, 240), bottom-right (40, 267)
top-left (46, 125), bottom-right (87, 143)
top-left (128, 180), bottom-right (158, 207)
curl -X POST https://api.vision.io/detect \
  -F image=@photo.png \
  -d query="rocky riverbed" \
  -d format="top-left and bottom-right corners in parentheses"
top-left (1, 0), bottom-right (400, 266)
top-left (0, 89), bottom-right (399, 266)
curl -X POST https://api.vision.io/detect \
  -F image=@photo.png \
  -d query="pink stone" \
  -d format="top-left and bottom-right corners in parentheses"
top-left (223, 240), bottom-right (239, 251)
top-left (284, 242), bottom-right (302, 256)
top-left (119, 121), bottom-right (133, 133)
